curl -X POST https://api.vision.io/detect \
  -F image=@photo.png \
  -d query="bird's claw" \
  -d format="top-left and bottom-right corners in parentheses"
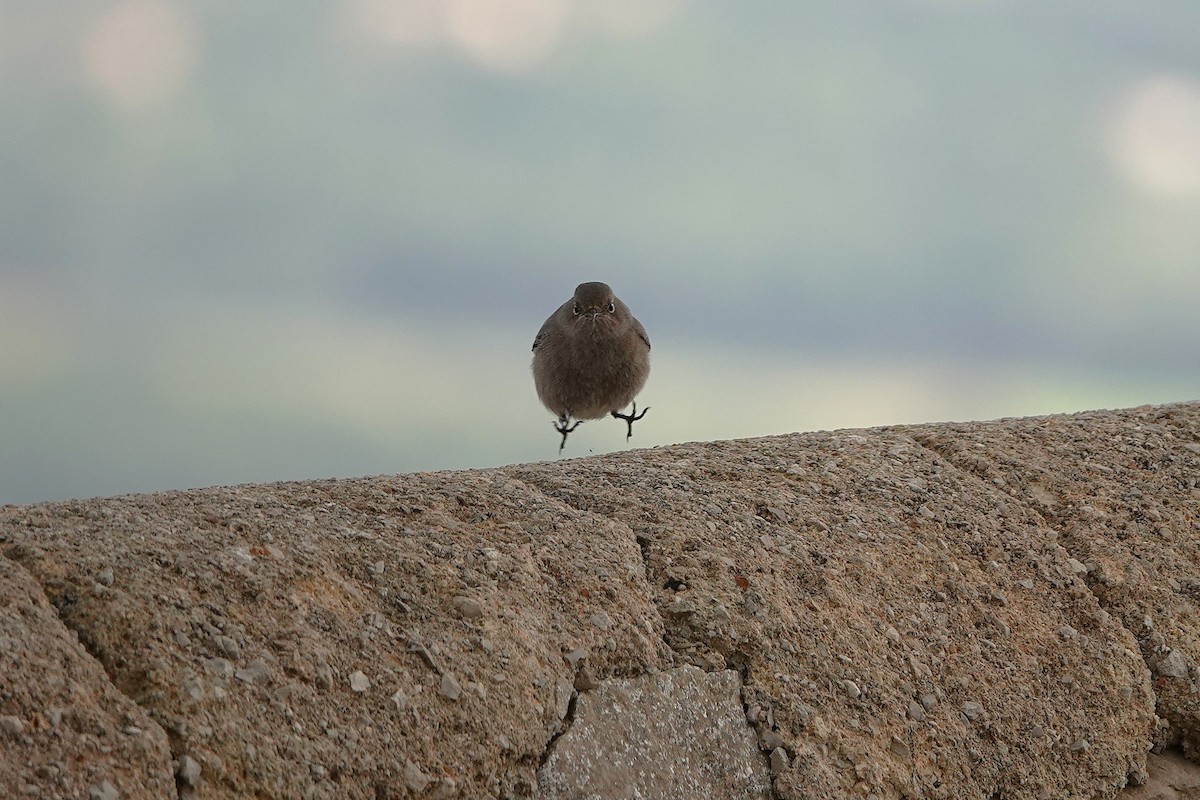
top-left (554, 416), bottom-right (582, 453)
top-left (611, 402), bottom-right (649, 441)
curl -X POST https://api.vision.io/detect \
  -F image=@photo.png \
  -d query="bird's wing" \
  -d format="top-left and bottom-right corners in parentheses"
top-left (532, 316), bottom-right (553, 351)
top-left (634, 318), bottom-right (650, 350)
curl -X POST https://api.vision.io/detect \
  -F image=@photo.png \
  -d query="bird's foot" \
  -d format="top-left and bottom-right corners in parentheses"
top-left (554, 416), bottom-right (582, 453)
top-left (611, 402), bottom-right (649, 441)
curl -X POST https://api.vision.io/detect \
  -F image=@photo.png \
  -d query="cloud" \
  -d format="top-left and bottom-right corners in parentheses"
top-left (339, 0), bottom-right (687, 73)
top-left (1109, 74), bottom-right (1200, 197)
top-left (446, 0), bottom-right (569, 73)
top-left (84, 0), bottom-right (200, 109)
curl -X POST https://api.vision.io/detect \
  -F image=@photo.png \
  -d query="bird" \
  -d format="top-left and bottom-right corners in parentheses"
top-left (532, 281), bottom-right (651, 453)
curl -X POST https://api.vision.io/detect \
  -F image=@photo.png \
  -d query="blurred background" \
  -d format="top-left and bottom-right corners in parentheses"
top-left (2, 0), bottom-right (1198, 505)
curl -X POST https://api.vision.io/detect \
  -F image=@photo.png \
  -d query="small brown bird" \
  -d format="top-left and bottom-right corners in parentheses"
top-left (532, 281), bottom-right (651, 452)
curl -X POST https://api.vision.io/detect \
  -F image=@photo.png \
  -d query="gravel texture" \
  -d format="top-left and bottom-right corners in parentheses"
top-left (0, 401), bottom-right (1198, 798)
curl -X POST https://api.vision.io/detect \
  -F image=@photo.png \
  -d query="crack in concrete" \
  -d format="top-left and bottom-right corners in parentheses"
top-left (505, 471), bottom-right (783, 797)
top-left (1, 541), bottom-right (187, 800)
top-left (503, 471), bottom-right (787, 794)
top-left (498, 472), bottom-right (676, 778)
top-left (537, 686), bottom-right (580, 770)
top-left (727, 655), bottom-right (785, 800)
top-left (502, 470), bottom-right (679, 659)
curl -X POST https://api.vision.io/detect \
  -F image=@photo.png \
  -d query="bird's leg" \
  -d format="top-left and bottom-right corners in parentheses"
top-left (554, 414), bottom-right (582, 453)
top-left (611, 401), bottom-right (649, 441)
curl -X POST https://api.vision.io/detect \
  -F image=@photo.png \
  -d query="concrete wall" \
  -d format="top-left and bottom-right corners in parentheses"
top-left (2, 402), bottom-right (1198, 799)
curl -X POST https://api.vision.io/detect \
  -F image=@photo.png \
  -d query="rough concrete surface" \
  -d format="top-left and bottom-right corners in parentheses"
top-left (0, 401), bottom-right (1197, 799)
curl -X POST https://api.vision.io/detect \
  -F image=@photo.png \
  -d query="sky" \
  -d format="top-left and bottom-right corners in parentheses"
top-left (2, 0), bottom-right (1198, 505)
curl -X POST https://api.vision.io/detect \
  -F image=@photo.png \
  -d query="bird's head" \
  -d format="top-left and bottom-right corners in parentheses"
top-left (571, 282), bottom-right (620, 326)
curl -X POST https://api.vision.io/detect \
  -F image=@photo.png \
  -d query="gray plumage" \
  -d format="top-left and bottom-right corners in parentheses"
top-left (532, 281), bottom-right (650, 450)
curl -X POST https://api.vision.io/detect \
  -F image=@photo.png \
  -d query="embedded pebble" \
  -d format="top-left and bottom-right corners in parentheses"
top-left (1156, 649), bottom-right (1189, 679)
top-left (841, 680), bottom-right (861, 699)
top-left (430, 777), bottom-right (459, 799)
top-left (236, 659), bottom-right (270, 684)
top-left (440, 672), bottom-right (462, 701)
top-left (573, 667), bottom-right (599, 692)
top-left (349, 670), bottom-right (371, 692)
top-left (453, 596), bottom-right (484, 619)
top-left (315, 660), bottom-right (334, 690)
top-left (177, 754), bottom-right (202, 786)
top-left (88, 781), bottom-right (118, 800)
top-left (404, 759), bottom-right (430, 793)
top-left (204, 657), bottom-right (234, 679)
top-left (589, 611), bottom-right (611, 630)
top-left (759, 729), bottom-right (785, 750)
top-left (0, 715), bottom-right (26, 736)
top-left (769, 746), bottom-right (790, 775)
top-left (961, 701), bottom-right (983, 720)
top-left (907, 700), bottom-right (926, 722)
top-left (213, 635), bottom-right (241, 659)
top-left (95, 566), bottom-right (114, 587)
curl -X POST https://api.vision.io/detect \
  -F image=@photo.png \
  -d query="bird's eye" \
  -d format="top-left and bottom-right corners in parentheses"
top-left (607, 302), bottom-right (615, 313)
top-left (572, 304), bottom-right (580, 315)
